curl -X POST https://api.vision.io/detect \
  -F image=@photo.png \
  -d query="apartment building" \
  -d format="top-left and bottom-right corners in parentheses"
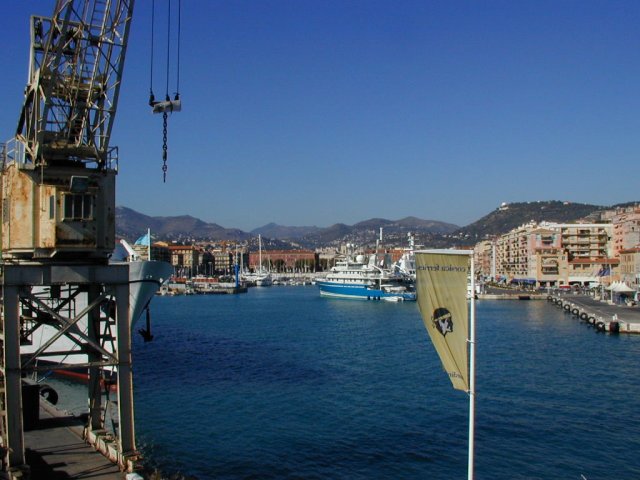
top-left (169, 245), bottom-right (201, 270)
top-left (611, 206), bottom-right (640, 257)
top-left (492, 221), bottom-right (613, 287)
top-left (529, 226), bottom-right (567, 286)
top-left (494, 222), bottom-right (536, 281)
top-left (619, 248), bottom-right (640, 288)
top-left (549, 223), bottom-right (612, 260)
top-left (473, 240), bottom-right (495, 279)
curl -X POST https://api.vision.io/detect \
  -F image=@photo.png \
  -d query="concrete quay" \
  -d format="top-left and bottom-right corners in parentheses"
top-left (478, 293), bottom-right (547, 300)
top-left (547, 294), bottom-right (640, 334)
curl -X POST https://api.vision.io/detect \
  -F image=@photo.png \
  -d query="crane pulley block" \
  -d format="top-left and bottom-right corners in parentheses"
top-left (151, 98), bottom-right (182, 114)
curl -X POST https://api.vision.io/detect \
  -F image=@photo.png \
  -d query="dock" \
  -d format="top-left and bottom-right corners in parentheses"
top-left (23, 401), bottom-right (133, 479)
top-left (547, 294), bottom-right (640, 334)
top-left (478, 293), bottom-right (547, 300)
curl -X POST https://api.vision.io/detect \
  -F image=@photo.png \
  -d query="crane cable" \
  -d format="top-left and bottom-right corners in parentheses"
top-left (149, 0), bottom-right (182, 183)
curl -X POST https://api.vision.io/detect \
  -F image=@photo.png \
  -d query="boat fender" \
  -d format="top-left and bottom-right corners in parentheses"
top-left (596, 321), bottom-right (606, 332)
top-left (571, 308), bottom-right (579, 316)
top-left (588, 316), bottom-right (596, 325)
top-left (580, 312), bottom-right (588, 321)
top-left (609, 321), bottom-right (620, 334)
top-left (564, 304), bottom-right (571, 311)
top-left (39, 384), bottom-right (59, 405)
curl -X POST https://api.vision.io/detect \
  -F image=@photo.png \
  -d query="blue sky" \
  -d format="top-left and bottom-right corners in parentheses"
top-left (1, 1), bottom-right (639, 231)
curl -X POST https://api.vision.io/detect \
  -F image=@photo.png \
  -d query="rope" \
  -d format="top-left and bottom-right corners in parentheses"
top-left (165, 0), bottom-right (171, 97)
top-left (149, 0), bottom-right (155, 105)
top-left (176, 0), bottom-right (181, 96)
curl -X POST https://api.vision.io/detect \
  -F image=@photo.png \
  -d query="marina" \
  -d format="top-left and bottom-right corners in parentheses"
top-left (42, 286), bottom-right (640, 479)
top-left (0, 1), bottom-right (638, 479)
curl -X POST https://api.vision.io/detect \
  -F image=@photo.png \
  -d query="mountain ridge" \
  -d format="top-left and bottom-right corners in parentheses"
top-left (116, 200), bottom-right (638, 248)
top-left (115, 206), bottom-right (459, 247)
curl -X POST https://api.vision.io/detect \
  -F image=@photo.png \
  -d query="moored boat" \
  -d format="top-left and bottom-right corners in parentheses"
top-left (316, 254), bottom-right (416, 301)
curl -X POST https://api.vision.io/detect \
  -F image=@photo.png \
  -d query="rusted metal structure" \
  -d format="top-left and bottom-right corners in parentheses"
top-left (0, 1), bottom-right (138, 476)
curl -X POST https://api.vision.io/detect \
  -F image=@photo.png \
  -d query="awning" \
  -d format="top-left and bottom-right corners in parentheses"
top-left (615, 283), bottom-right (634, 293)
top-left (607, 282), bottom-right (635, 293)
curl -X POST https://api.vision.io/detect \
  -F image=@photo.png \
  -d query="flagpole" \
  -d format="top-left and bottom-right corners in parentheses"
top-left (468, 253), bottom-right (476, 480)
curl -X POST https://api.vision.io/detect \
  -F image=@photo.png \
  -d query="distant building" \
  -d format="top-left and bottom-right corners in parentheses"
top-left (130, 241), bottom-right (170, 263)
top-left (248, 250), bottom-right (318, 272)
top-left (611, 206), bottom-right (640, 258)
top-left (493, 221), bottom-right (613, 287)
top-left (473, 240), bottom-right (495, 279)
top-left (619, 248), bottom-right (640, 289)
top-left (211, 250), bottom-right (233, 274)
top-left (169, 245), bottom-right (201, 277)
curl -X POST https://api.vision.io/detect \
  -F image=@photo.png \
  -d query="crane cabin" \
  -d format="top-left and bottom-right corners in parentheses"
top-left (1, 155), bottom-right (115, 262)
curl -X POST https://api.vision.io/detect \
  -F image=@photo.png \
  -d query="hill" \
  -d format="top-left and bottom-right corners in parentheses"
top-left (251, 223), bottom-right (322, 240)
top-left (451, 201), bottom-right (606, 243)
top-left (115, 207), bottom-right (250, 242)
top-left (115, 207), bottom-right (458, 248)
top-left (117, 201), bottom-right (639, 248)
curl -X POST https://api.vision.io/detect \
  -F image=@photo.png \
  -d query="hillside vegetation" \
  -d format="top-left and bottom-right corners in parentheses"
top-left (452, 201), bottom-right (605, 243)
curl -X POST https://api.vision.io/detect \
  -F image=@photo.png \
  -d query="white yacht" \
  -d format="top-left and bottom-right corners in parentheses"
top-left (316, 253), bottom-right (415, 301)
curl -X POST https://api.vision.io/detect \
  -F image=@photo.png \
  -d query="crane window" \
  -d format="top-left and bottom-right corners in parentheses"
top-left (63, 193), bottom-right (94, 220)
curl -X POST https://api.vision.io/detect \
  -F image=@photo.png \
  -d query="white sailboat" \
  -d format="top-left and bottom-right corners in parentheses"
top-left (243, 234), bottom-right (272, 286)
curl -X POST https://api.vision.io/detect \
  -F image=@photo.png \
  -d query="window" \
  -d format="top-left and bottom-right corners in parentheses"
top-left (63, 193), bottom-right (94, 220)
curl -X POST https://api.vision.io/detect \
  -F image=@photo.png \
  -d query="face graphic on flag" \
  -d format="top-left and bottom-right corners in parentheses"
top-left (432, 307), bottom-right (453, 337)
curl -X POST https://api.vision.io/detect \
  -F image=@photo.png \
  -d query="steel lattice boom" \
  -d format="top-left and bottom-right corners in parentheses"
top-left (16, 0), bottom-right (134, 168)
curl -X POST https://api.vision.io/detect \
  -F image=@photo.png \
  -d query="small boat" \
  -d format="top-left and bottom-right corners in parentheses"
top-left (382, 296), bottom-right (404, 303)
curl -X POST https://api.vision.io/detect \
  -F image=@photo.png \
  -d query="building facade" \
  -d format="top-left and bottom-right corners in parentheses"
top-left (491, 221), bottom-right (614, 287)
top-left (619, 248), bottom-right (640, 288)
top-left (611, 206), bottom-right (640, 258)
top-left (248, 250), bottom-right (318, 272)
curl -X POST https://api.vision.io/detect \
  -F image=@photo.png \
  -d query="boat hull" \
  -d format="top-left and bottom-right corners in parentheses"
top-left (316, 281), bottom-right (416, 301)
top-left (20, 260), bottom-right (173, 376)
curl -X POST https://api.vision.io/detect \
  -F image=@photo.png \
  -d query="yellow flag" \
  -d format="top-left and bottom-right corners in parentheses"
top-left (415, 250), bottom-right (470, 391)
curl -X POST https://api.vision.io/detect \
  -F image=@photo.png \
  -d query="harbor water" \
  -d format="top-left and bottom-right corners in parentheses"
top-left (54, 286), bottom-right (640, 479)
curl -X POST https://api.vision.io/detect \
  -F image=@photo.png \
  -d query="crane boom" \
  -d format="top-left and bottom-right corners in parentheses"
top-left (16, 0), bottom-right (134, 168)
